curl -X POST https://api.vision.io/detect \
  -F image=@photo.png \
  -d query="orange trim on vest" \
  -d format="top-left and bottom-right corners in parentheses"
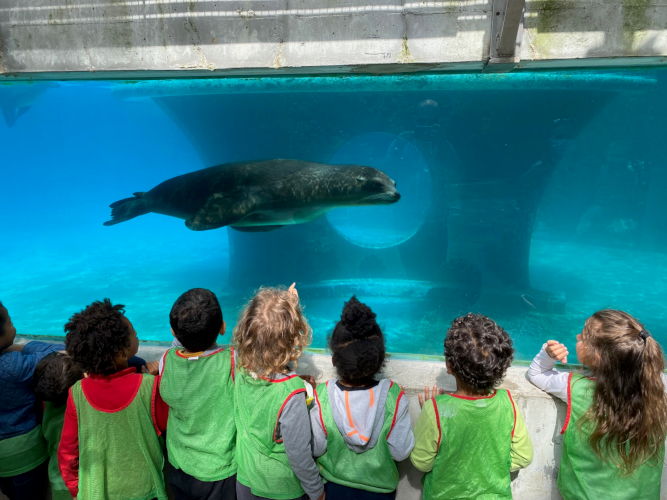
top-left (273, 388), bottom-right (307, 443)
top-left (230, 346), bottom-right (235, 383)
top-left (151, 375), bottom-right (161, 436)
top-left (560, 372), bottom-right (574, 435)
top-left (507, 390), bottom-right (517, 439)
top-left (175, 347), bottom-right (226, 359)
top-left (448, 389), bottom-right (498, 400)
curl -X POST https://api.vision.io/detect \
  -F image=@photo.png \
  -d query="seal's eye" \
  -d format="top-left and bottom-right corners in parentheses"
top-left (356, 177), bottom-right (365, 183)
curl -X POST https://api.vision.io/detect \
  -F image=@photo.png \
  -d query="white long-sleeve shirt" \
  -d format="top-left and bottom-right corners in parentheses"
top-left (527, 345), bottom-right (667, 399)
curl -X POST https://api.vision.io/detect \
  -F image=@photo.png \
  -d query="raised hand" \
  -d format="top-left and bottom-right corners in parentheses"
top-left (418, 385), bottom-right (445, 408)
top-left (545, 340), bottom-right (569, 364)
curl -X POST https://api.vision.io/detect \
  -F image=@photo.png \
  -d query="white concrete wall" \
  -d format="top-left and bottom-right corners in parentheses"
top-left (0, 0), bottom-right (666, 80)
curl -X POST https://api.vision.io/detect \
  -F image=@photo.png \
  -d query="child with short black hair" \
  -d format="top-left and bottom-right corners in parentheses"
top-left (233, 284), bottom-right (324, 500)
top-left (57, 298), bottom-right (166, 500)
top-left (155, 288), bottom-right (237, 500)
top-left (310, 296), bottom-right (414, 500)
top-left (411, 313), bottom-right (533, 500)
top-left (528, 309), bottom-right (667, 500)
top-left (0, 301), bottom-right (61, 500)
top-left (32, 352), bottom-right (85, 500)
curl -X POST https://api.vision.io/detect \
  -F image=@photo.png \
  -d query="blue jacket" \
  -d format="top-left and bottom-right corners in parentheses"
top-left (0, 342), bottom-right (63, 440)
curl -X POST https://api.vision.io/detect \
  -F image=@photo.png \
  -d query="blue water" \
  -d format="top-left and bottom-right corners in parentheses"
top-left (1, 70), bottom-right (666, 361)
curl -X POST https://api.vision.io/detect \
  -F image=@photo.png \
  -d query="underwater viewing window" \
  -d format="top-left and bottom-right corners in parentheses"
top-left (1, 69), bottom-right (666, 361)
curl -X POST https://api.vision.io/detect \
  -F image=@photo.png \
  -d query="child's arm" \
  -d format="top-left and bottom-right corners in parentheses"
top-left (387, 390), bottom-right (415, 461)
top-left (410, 398), bottom-right (440, 473)
top-left (509, 397), bottom-right (533, 471)
top-left (526, 342), bottom-right (569, 402)
top-left (279, 393), bottom-right (325, 500)
top-left (309, 387), bottom-right (327, 458)
top-left (57, 388), bottom-right (80, 499)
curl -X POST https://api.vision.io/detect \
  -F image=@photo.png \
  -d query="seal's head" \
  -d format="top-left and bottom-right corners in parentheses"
top-left (342, 166), bottom-right (401, 206)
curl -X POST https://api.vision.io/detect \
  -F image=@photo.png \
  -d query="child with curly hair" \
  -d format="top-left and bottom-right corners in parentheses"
top-left (32, 353), bottom-right (85, 500)
top-left (154, 288), bottom-right (237, 500)
top-left (233, 284), bottom-right (324, 500)
top-left (0, 301), bottom-right (62, 500)
top-left (528, 309), bottom-right (667, 500)
top-left (57, 299), bottom-right (166, 500)
top-left (310, 296), bottom-right (414, 500)
top-left (411, 313), bottom-right (533, 500)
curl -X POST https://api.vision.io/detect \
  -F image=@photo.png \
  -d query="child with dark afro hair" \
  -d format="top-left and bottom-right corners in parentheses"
top-left (411, 313), bottom-right (533, 500)
top-left (310, 296), bottom-right (414, 500)
top-left (57, 299), bottom-right (167, 500)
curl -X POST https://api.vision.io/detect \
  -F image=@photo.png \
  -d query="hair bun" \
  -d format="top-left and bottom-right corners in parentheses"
top-left (338, 296), bottom-right (380, 340)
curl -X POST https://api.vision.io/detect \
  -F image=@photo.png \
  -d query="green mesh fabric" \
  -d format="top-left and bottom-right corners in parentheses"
top-left (315, 381), bottom-right (401, 493)
top-left (160, 348), bottom-right (236, 481)
top-left (234, 368), bottom-right (306, 499)
top-left (558, 374), bottom-right (664, 500)
top-left (71, 375), bottom-right (166, 500)
top-left (423, 390), bottom-right (515, 500)
top-left (41, 402), bottom-right (68, 493)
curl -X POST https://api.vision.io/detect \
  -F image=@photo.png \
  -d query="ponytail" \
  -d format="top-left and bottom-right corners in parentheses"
top-left (582, 310), bottom-right (667, 475)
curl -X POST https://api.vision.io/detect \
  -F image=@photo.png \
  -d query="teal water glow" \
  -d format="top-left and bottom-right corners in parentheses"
top-left (1, 69), bottom-right (666, 361)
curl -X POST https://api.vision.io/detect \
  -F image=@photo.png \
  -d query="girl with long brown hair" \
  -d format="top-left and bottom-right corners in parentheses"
top-left (528, 309), bottom-right (667, 500)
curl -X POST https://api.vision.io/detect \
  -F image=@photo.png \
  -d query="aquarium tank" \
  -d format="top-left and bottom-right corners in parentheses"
top-left (1, 68), bottom-right (666, 361)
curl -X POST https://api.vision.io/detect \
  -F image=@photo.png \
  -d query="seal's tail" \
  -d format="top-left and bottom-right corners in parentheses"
top-left (103, 192), bottom-right (149, 226)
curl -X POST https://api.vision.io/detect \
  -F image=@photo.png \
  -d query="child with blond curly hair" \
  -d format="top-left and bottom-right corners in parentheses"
top-left (233, 284), bottom-right (324, 500)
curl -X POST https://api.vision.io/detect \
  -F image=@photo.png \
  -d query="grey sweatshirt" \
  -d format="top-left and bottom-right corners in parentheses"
top-left (310, 379), bottom-right (414, 461)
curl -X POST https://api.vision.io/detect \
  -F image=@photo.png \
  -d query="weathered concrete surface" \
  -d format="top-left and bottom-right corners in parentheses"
top-left (0, 0), bottom-right (665, 80)
top-left (11, 336), bottom-right (665, 500)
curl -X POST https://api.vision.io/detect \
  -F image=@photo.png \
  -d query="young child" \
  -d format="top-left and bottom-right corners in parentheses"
top-left (233, 284), bottom-right (324, 500)
top-left (0, 301), bottom-right (62, 500)
top-left (155, 288), bottom-right (236, 500)
top-left (528, 309), bottom-right (667, 500)
top-left (32, 352), bottom-right (85, 500)
top-left (57, 298), bottom-right (167, 500)
top-left (310, 296), bottom-right (414, 500)
top-left (411, 313), bottom-right (533, 500)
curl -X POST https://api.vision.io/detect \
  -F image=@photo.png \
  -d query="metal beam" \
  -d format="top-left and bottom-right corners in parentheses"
top-left (485, 0), bottom-right (526, 72)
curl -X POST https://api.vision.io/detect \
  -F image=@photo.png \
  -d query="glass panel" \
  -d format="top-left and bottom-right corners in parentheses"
top-left (1, 69), bottom-right (665, 360)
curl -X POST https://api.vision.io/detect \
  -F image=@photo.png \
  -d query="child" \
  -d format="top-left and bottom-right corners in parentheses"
top-left (411, 313), bottom-right (533, 500)
top-left (32, 352), bottom-right (85, 500)
top-left (0, 301), bottom-right (62, 500)
top-left (310, 296), bottom-right (414, 500)
top-left (233, 284), bottom-right (324, 500)
top-left (57, 298), bottom-right (167, 500)
top-left (528, 309), bottom-right (667, 500)
top-left (155, 288), bottom-right (236, 500)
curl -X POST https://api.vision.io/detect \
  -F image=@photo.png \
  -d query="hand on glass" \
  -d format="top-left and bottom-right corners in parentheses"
top-left (418, 385), bottom-right (444, 408)
top-left (545, 340), bottom-right (568, 364)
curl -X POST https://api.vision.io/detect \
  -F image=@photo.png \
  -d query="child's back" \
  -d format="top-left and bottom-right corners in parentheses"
top-left (58, 299), bottom-right (166, 500)
top-left (411, 313), bottom-right (532, 500)
top-left (32, 352), bottom-right (85, 500)
top-left (233, 285), bottom-right (324, 500)
top-left (156, 288), bottom-right (236, 500)
top-left (0, 301), bottom-right (60, 500)
top-left (528, 309), bottom-right (667, 500)
top-left (310, 296), bottom-right (413, 499)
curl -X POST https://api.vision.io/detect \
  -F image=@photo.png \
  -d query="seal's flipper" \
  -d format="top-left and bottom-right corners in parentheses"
top-left (185, 193), bottom-right (243, 231)
top-left (230, 225), bottom-right (284, 232)
top-left (104, 193), bottom-right (149, 226)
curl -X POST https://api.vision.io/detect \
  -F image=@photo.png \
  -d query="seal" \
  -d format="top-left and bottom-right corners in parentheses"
top-left (104, 159), bottom-right (400, 232)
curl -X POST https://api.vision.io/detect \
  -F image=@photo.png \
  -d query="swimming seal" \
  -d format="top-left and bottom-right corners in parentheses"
top-left (104, 159), bottom-right (400, 232)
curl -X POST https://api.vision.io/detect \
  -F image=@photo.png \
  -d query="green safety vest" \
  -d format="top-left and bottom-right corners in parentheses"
top-left (234, 368), bottom-right (307, 499)
top-left (71, 374), bottom-right (166, 500)
top-left (423, 389), bottom-right (516, 500)
top-left (315, 380), bottom-right (402, 493)
top-left (159, 347), bottom-right (237, 481)
top-left (41, 402), bottom-right (68, 495)
top-left (558, 373), bottom-right (664, 500)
